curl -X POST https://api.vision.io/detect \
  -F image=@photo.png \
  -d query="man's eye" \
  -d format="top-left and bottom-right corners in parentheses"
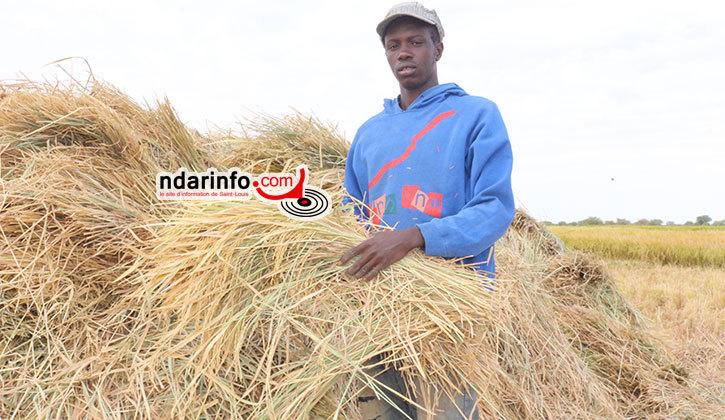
top-left (387, 44), bottom-right (399, 50)
top-left (411, 41), bottom-right (422, 46)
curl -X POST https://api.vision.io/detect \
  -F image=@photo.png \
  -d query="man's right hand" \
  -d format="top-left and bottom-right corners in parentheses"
top-left (338, 226), bottom-right (425, 280)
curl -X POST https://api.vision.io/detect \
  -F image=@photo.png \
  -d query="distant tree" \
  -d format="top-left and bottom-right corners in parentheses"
top-left (616, 218), bottom-right (631, 225)
top-left (579, 217), bottom-right (603, 225)
top-left (567, 222), bottom-right (578, 226)
top-left (712, 219), bottom-right (725, 226)
top-left (666, 221), bottom-right (676, 226)
top-left (684, 221), bottom-right (695, 226)
top-left (557, 221), bottom-right (567, 226)
top-left (604, 220), bottom-right (615, 225)
top-left (647, 219), bottom-right (663, 226)
top-left (634, 219), bottom-right (649, 225)
top-left (695, 215), bottom-right (712, 225)
top-left (540, 220), bottom-right (552, 226)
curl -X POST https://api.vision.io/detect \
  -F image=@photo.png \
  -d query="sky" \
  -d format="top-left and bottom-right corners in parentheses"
top-left (3, 0), bottom-right (724, 224)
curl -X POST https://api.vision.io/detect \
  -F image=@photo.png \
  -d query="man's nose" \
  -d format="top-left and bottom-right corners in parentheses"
top-left (398, 47), bottom-right (413, 60)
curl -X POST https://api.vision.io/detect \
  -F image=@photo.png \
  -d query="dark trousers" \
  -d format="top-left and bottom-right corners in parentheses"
top-left (358, 355), bottom-right (480, 420)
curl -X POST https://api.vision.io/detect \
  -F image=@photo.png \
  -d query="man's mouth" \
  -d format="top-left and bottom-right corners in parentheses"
top-left (397, 65), bottom-right (416, 76)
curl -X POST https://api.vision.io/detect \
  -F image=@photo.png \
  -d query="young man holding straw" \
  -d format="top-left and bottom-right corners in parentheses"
top-left (340, 2), bottom-right (514, 288)
top-left (339, 2), bottom-right (514, 418)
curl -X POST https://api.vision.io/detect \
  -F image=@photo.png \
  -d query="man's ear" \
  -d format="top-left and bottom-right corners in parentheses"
top-left (435, 42), bottom-right (444, 61)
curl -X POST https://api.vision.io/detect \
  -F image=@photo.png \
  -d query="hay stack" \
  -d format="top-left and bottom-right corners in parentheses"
top-left (0, 80), bottom-right (722, 419)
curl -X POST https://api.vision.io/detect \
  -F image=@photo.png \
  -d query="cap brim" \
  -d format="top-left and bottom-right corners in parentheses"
top-left (376, 12), bottom-right (438, 40)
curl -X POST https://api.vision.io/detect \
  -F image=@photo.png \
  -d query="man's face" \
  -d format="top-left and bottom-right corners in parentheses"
top-left (383, 19), bottom-right (443, 92)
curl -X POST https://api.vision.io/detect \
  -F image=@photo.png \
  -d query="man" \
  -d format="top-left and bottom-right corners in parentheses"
top-left (339, 2), bottom-right (515, 418)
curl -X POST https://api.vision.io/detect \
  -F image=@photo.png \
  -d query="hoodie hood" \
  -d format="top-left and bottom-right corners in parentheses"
top-left (383, 83), bottom-right (467, 114)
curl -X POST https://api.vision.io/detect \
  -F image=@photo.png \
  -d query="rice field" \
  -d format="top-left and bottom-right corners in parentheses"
top-left (547, 225), bottom-right (725, 267)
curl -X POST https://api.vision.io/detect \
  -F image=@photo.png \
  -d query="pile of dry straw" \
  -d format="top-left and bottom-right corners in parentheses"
top-left (1, 80), bottom-right (722, 419)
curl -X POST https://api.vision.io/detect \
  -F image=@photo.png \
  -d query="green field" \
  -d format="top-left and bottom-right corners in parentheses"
top-left (547, 225), bottom-right (725, 267)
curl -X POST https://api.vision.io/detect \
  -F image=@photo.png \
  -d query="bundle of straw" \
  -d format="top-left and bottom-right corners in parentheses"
top-left (1, 79), bottom-right (722, 419)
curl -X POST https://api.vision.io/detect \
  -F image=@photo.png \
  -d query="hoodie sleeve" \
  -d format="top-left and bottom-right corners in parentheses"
top-left (342, 134), bottom-right (370, 221)
top-left (415, 102), bottom-right (515, 257)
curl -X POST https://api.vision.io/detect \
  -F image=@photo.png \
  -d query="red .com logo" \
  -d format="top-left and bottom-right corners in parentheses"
top-left (156, 165), bottom-right (331, 221)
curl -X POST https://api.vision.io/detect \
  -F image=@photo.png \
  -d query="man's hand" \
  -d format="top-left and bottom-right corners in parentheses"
top-left (339, 226), bottom-right (425, 280)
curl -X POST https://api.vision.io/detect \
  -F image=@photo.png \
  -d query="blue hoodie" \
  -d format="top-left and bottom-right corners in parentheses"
top-left (343, 83), bottom-right (514, 286)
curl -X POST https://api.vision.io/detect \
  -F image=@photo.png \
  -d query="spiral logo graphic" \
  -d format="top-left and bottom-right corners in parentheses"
top-left (278, 186), bottom-right (331, 220)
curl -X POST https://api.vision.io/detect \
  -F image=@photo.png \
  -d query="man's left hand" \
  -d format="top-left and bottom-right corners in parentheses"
top-left (338, 226), bottom-right (425, 280)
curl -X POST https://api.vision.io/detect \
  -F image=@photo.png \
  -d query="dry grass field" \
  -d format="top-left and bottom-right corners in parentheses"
top-left (608, 261), bottom-right (724, 383)
top-left (548, 225), bottom-right (725, 267)
top-left (549, 225), bottom-right (725, 402)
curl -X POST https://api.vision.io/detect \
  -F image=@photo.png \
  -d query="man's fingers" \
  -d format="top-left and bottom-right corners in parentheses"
top-left (357, 255), bottom-right (386, 280)
top-left (347, 251), bottom-right (376, 277)
top-left (361, 264), bottom-right (382, 281)
top-left (363, 256), bottom-right (395, 280)
top-left (339, 231), bottom-right (412, 279)
top-left (339, 242), bottom-right (366, 265)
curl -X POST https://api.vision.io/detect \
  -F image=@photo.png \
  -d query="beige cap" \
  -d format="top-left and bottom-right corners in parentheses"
top-left (376, 2), bottom-right (444, 44)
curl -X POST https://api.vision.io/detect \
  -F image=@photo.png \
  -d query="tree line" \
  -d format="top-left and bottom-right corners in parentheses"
top-left (542, 215), bottom-right (724, 226)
